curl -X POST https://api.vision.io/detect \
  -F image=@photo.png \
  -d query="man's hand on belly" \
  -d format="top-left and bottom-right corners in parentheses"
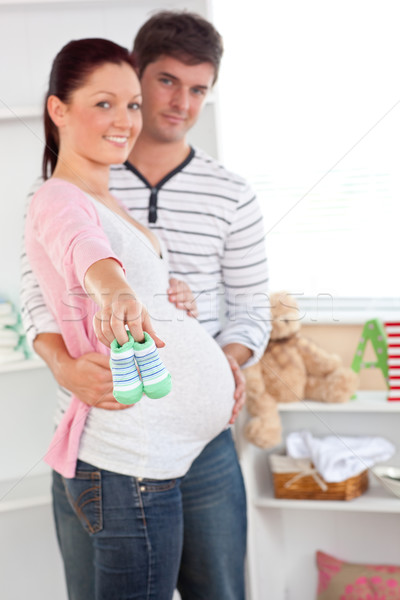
top-left (222, 346), bottom-right (249, 424)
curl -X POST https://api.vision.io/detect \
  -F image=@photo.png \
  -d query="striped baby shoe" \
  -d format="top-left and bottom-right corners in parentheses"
top-left (133, 332), bottom-right (172, 399)
top-left (110, 332), bottom-right (143, 404)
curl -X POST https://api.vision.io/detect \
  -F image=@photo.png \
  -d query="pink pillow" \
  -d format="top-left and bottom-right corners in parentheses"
top-left (316, 550), bottom-right (400, 600)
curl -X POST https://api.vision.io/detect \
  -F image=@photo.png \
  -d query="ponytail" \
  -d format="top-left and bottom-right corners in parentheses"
top-left (42, 101), bottom-right (59, 180)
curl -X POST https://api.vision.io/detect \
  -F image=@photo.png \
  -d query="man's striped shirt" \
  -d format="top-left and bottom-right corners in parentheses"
top-left (21, 147), bottom-right (270, 365)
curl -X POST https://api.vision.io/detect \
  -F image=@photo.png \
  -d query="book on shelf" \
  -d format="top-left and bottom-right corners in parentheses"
top-left (0, 299), bottom-right (13, 316)
top-left (0, 313), bottom-right (18, 327)
top-left (0, 297), bottom-right (30, 360)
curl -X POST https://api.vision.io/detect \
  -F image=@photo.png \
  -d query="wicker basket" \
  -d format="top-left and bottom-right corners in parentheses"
top-left (269, 454), bottom-right (369, 501)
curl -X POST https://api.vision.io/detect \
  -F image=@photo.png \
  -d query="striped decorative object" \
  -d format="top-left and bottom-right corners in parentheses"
top-left (385, 322), bottom-right (400, 401)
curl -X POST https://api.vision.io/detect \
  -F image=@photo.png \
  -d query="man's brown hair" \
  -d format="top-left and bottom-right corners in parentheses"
top-left (133, 10), bottom-right (223, 84)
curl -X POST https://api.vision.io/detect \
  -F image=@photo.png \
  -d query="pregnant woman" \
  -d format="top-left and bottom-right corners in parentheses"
top-left (25, 38), bottom-right (234, 600)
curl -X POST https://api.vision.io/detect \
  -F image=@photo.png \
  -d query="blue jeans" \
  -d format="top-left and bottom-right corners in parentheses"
top-left (53, 461), bottom-right (183, 600)
top-left (177, 429), bottom-right (247, 600)
top-left (52, 429), bottom-right (247, 600)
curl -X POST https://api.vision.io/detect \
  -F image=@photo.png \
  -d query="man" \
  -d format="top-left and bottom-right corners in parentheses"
top-left (21, 11), bottom-right (270, 600)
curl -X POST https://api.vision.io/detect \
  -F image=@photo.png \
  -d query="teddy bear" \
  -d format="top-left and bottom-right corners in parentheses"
top-left (243, 291), bottom-right (359, 449)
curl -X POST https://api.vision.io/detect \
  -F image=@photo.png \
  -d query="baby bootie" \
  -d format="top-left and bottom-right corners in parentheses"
top-left (110, 332), bottom-right (143, 404)
top-left (133, 332), bottom-right (172, 399)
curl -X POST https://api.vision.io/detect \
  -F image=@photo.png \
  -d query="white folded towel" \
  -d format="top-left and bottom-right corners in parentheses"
top-left (0, 314), bottom-right (18, 327)
top-left (0, 349), bottom-right (26, 364)
top-left (0, 328), bottom-right (20, 347)
top-left (0, 301), bottom-right (13, 316)
top-left (286, 430), bottom-right (395, 482)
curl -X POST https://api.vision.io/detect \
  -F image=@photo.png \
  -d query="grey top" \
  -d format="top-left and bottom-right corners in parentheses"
top-left (73, 197), bottom-right (235, 479)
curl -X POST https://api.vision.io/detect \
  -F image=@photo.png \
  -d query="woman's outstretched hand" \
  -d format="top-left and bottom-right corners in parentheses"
top-left (85, 258), bottom-right (164, 348)
top-left (93, 290), bottom-right (165, 348)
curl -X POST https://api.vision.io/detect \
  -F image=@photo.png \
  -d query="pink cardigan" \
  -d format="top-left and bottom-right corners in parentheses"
top-left (25, 178), bottom-right (124, 478)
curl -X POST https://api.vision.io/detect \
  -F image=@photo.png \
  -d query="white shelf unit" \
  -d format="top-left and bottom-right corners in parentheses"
top-left (278, 390), bottom-right (392, 412)
top-left (0, 360), bottom-right (50, 514)
top-left (0, 359), bottom-right (56, 489)
top-left (0, 357), bottom-right (61, 599)
top-left (254, 485), bottom-right (400, 513)
top-left (240, 391), bottom-right (400, 600)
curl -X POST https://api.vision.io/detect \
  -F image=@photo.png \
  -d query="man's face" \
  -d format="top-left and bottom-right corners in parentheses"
top-left (139, 55), bottom-right (215, 143)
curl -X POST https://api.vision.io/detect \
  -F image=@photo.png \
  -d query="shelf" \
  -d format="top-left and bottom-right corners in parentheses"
top-left (0, 0), bottom-right (130, 5)
top-left (0, 106), bottom-right (42, 122)
top-left (278, 390), bottom-right (397, 412)
top-left (0, 358), bottom-right (46, 374)
top-left (254, 484), bottom-right (400, 513)
top-left (0, 472), bottom-right (51, 512)
top-left (297, 297), bottom-right (400, 325)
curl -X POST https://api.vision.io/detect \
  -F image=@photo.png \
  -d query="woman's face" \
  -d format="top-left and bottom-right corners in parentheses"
top-left (59, 61), bottom-right (142, 166)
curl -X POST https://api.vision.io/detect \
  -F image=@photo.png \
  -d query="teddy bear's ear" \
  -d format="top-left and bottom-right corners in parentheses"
top-left (272, 291), bottom-right (299, 311)
top-left (269, 291), bottom-right (297, 317)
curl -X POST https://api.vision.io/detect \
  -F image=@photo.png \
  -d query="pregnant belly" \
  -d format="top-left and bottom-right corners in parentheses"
top-left (78, 314), bottom-right (236, 479)
top-left (154, 316), bottom-right (235, 441)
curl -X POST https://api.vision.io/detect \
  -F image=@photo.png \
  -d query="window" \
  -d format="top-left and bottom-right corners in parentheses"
top-left (213, 0), bottom-right (398, 317)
